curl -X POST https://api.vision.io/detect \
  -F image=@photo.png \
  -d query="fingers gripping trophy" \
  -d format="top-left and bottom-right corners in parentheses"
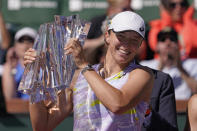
top-left (18, 15), bottom-right (91, 104)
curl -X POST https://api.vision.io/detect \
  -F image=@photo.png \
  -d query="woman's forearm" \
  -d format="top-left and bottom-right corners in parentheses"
top-left (82, 68), bottom-right (153, 114)
top-left (30, 101), bottom-right (49, 131)
top-left (2, 64), bottom-right (17, 100)
top-left (83, 70), bottom-right (124, 113)
top-left (178, 66), bottom-right (197, 93)
top-left (29, 89), bottom-right (73, 131)
top-left (0, 12), bottom-right (10, 49)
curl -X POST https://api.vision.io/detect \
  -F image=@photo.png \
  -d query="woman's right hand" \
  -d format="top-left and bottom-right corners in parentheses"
top-left (24, 48), bottom-right (37, 66)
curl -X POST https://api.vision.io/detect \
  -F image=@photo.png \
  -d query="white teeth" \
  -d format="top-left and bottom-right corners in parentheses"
top-left (119, 49), bottom-right (130, 55)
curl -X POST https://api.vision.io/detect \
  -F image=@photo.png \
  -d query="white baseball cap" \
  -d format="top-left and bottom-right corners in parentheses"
top-left (108, 11), bottom-right (145, 38)
top-left (15, 27), bottom-right (37, 41)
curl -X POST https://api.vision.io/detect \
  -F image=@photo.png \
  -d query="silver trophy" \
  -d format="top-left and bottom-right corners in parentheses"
top-left (18, 15), bottom-right (91, 103)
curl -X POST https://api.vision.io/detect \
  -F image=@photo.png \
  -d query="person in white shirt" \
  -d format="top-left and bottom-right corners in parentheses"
top-left (140, 27), bottom-right (197, 100)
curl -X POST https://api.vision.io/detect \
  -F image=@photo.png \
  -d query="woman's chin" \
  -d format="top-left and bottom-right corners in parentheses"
top-left (115, 57), bottom-right (130, 64)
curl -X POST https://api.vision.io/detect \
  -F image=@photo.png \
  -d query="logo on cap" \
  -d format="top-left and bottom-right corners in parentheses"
top-left (139, 27), bottom-right (144, 32)
top-left (108, 20), bottom-right (112, 26)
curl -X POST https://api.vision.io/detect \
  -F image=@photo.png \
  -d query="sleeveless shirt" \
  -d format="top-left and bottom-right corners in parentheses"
top-left (73, 62), bottom-right (148, 131)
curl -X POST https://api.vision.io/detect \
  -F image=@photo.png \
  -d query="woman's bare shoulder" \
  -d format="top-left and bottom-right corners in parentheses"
top-left (130, 65), bottom-right (154, 79)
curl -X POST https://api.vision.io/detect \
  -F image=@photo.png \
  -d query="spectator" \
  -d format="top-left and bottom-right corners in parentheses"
top-left (2, 27), bottom-right (37, 101)
top-left (141, 27), bottom-right (197, 100)
top-left (148, 0), bottom-right (197, 59)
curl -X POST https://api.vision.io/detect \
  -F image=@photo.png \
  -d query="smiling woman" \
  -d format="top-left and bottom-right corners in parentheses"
top-left (24, 11), bottom-right (154, 131)
top-left (105, 30), bottom-right (143, 65)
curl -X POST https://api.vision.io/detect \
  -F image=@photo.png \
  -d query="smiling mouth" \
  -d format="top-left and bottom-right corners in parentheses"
top-left (118, 48), bottom-right (131, 55)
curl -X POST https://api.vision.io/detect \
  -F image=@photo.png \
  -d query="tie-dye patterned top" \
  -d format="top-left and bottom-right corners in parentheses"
top-left (73, 62), bottom-right (148, 131)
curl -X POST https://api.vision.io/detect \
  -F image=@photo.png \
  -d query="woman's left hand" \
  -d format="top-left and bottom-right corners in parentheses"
top-left (64, 38), bottom-right (88, 69)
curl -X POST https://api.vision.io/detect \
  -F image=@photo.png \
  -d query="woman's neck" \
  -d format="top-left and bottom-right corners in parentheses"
top-left (103, 52), bottom-right (129, 78)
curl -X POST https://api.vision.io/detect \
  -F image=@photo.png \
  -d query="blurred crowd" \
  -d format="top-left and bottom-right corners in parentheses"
top-left (1, 0), bottom-right (197, 130)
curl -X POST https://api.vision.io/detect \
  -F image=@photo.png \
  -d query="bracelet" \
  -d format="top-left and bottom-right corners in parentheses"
top-left (81, 64), bottom-right (94, 75)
